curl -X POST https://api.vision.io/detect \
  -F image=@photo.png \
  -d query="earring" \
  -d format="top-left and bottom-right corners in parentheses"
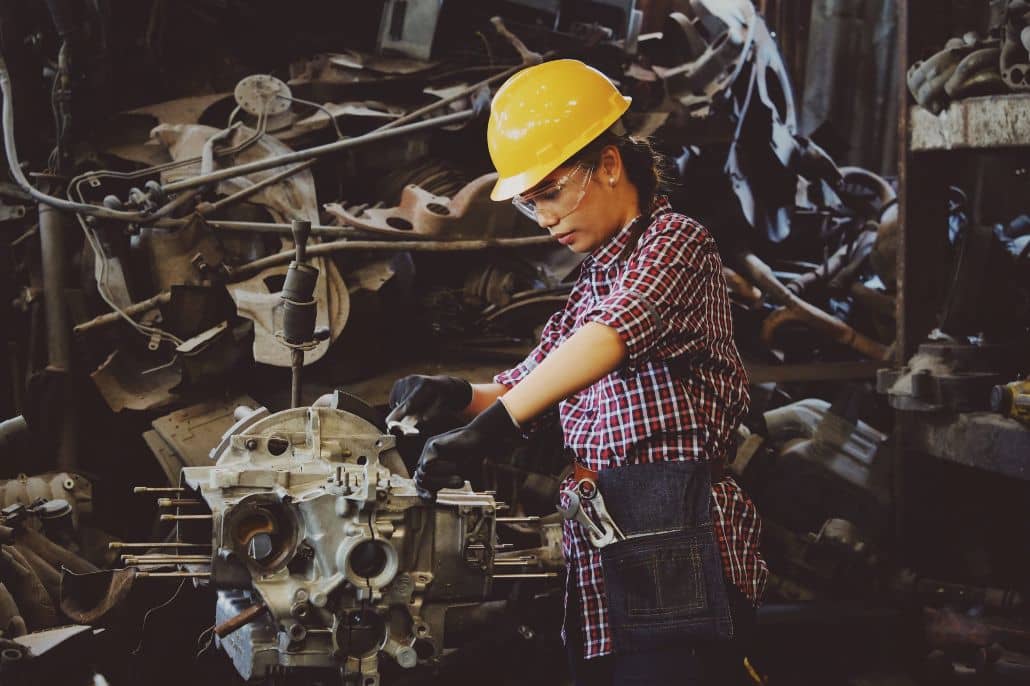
top-left (609, 177), bottom-right (616, 187)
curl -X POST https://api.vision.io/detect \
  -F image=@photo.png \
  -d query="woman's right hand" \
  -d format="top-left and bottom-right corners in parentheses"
top-left (385, 375), bottom-right (473, 436)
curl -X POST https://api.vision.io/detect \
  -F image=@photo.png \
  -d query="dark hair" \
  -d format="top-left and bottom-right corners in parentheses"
top-left (568, 129), bottom-right (672, 212)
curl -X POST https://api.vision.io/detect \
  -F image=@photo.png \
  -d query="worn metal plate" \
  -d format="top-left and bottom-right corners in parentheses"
top-left (910, 94), bottom-right (1030, 151)
top-left (144, 394), bottom-right (260, 484)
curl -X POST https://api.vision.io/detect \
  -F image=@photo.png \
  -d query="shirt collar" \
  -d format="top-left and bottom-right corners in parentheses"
top-left (584, 195), bottom-right (673, 271)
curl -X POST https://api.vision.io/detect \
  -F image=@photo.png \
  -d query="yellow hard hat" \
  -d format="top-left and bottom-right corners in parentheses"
top-left (487, 59), bottom-right (632, 201)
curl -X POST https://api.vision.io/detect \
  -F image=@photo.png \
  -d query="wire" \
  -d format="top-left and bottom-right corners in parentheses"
top-left (193, 624), bottom-right (215, 660)
top-left (77, 214), bottom-right (184, 346)
top-left (132, 579), bottom-right (186, 655)
top-left (277, 94), bottom-right (344, 140)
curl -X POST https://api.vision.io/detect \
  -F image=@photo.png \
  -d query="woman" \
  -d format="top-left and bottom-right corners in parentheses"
top-left (387, 59), bottom-right (767, 685)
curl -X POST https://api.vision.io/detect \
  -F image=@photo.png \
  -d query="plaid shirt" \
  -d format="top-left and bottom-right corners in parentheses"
top-left (494, 198), bottom-right (768, 659)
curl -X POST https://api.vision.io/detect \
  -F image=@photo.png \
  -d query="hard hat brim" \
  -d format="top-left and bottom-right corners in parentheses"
top-left (489, 95), bottom-right (632, 202)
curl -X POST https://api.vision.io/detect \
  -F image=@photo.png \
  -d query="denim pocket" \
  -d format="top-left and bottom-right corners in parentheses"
top-left (618, 538), bottom-right (705, 617)
top-left (601, 524), bottom-right (732, 653)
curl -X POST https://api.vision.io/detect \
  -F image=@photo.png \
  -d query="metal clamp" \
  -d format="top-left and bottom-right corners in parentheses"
top-left (558, 478), bottom-right (625, 549)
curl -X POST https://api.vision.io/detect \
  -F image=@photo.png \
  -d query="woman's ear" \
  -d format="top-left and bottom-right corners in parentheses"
top-left (599, 145), bottom-right (622, 186)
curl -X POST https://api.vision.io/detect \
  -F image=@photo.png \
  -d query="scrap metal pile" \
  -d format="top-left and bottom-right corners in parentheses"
top-left (0, 1), bottom-right (1025, 684)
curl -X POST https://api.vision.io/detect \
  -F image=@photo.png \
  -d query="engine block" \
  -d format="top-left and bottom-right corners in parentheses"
top-left (180, 404), bottom-right (503, 684)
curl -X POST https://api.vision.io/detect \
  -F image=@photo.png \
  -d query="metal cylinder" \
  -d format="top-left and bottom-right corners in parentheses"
top-left (38, 198), bottom-right (77, 470)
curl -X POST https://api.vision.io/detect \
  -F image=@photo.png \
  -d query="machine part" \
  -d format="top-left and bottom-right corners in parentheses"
top-left (736, 252), bottom-right (891, 360)
top-left (653, 8), bottom-right (749, 99)
top-left (226, 253), bottom-right (349, 368)
top-left (182, 404), bottom-right (530, 683)
top-left (0, 416), bottom-right (28, 457)
top-left (326, 173), bottom-right (521, 239)
top-left (137, 214), bottom-right (226, 292)
top-left (233, 74), bottom-right (292, 117)
top-left (945, 46), bottom-right (1005, 100)
top-left (38, 185), bottom-right (76, 472)
top-left (89, 348), bottom-right (179, 413)
top-left (490, 16), bottom-right (543, 65)
top-left (0, 473), bottom-right (92, 526)
top-left (73, 291), bottom-right (171, 335)
top-left (141, 394), bottom-right (260, 485)
top-left (877, 342), bottom-right (1020, 413)
top-left (900, 411), bottom-right (1030, 480)
top-left (152, 124), bottom-right (320, 225)
top-left (907, 39), bottom-right (978, 114)
top-left (159, 110), bottom-right (474, 195)
top-left (1001, 0), bottom-right (1030, 90)
top-left (991, 379), bottom-right (1030, 425)
top-left (377, 0), bottom-right (445, 61)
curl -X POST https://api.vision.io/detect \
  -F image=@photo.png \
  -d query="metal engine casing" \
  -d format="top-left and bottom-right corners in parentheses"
top-left (181, 405), bottom-right (500, 683)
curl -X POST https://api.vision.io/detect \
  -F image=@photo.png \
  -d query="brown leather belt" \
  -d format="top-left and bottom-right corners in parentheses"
top-left (573, 459), bottom-right (725, 484)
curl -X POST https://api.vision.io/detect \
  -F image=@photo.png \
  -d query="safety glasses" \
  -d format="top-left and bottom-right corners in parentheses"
top-left (511, 162), bottom-right (594, 223)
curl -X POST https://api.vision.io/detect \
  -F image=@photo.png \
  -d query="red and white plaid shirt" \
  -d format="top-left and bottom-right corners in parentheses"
top-left (495, 197), bottom-right (768, 659)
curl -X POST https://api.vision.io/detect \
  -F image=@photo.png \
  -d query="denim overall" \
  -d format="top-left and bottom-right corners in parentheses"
top-left (597, 460), bottom-right (734, 654)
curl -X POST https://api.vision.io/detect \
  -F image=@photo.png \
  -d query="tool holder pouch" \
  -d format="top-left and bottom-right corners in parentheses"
top-left (597, 460), bottom-right (733, 653)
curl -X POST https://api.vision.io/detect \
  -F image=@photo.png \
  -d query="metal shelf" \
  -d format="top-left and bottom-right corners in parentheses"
top-left (910, 93), bottom-right (1030, 151)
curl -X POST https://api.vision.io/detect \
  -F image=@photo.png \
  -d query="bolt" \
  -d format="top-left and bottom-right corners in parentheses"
top-left (294, 589), bottom-right (309, 602)
top-left (63, 478), bottom-right (75, 491)
top-left (245, 438), bottom-right (258, 450)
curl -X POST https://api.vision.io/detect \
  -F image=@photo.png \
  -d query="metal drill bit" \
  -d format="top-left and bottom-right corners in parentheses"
top-left (160, 514), bottom-right (213, 521)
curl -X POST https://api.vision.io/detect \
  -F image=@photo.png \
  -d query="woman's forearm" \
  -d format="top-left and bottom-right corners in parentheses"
top-left (464, 383), bottom-right (509, 418)
top-left (499, 322), bottom-right (627, 424)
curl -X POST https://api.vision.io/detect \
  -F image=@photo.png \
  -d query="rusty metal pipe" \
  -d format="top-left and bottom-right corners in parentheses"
top-left (213, 602), bottom-right (269, 638)
top-left (73, 291), bottom-right (172, 335)
top-left (228, 235), bottom-right (557, 281)
top-left (738, 252), bottom-right (891, 361)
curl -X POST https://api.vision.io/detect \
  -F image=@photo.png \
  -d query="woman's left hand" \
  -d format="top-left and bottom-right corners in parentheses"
top-left (414, 400), bottom-right (523, 500)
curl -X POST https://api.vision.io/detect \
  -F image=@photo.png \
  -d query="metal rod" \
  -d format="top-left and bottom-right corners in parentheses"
top-left (229, 235), bottom-right (556, 281)
top-left (199, 161), bottom-right (313, 215)
top-left (123, 556), bottom-right (211, 564)
top-left (494, 559), bottom-right (536, 566)
top-left (110, 542), bottom-right (211, 550)
top-left (161, 109), bottom-right (475, 194)
top-left (492, 573), bottom-right (559, 580)
top-left (74, 292), bottom-right (172, 335)
top-left (157, 498), bottom-right (203, 508)
top-left (214, 603), bottom-right (269, 639)
top-left (291, 348), bottom-right (303, 409)
top-left (496, 517), bottom-right (540, 523)
top-left (134, 487), bottom-right (185, 494)
top-left (39, 193), bottom-right (76, 471)
top-left (468, 543), bottom-right (514, 550)
top-left (136, 571), bottom-right (211, 578)
top-left (160, 514), bottom-right (213, 521)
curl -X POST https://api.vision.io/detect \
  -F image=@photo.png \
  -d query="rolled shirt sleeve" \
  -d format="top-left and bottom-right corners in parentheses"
top-left (585, 221), bottom-right (720, 366)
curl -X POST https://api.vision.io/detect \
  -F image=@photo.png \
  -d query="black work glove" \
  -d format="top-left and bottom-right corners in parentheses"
top-left (415, 400), bottom-right (524, 499)
top-left (385, 375), bottom-right (473, 435)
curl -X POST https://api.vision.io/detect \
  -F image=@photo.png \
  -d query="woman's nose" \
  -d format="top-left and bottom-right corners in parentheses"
top-left (537, 212), bottom-right (558, 230)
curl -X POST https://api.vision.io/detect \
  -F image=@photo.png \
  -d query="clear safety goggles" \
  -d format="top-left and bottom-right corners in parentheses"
top-left (511, 162), bottom-right (594, 223)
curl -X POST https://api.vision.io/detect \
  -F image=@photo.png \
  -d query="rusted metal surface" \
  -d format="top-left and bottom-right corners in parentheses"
top-left (910, 93), bottom-right (1030, 150)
